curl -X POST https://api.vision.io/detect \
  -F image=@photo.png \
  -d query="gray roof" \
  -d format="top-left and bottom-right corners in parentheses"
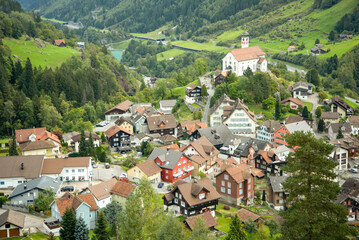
top-left (321, 112), bottom-right (340, 119)
top-left (260, 120), bottom-right (282, 133)
top-left (234, 137), bottom-right (270, 157)
top-left (329, 122), bottom-right (352, 134)
top-left (0, 210), bottom-right (25, 228)
top-left (272, 145), bottom-right (290, 154)
top-left (147, 147), bottom-right (184, 170)
top-left (285, 121), bottom-right (312, 134)
top-left (160, 100), bottom-right (177, 108)
top-left (293, 81), bottom-right (313, 90)
top-left (195, 125), bottom-right (234, 147)
top-left (269, 176), bottom-right (288, 193)
top-left (63, 132), bottom-right (79, 142)
top-left (9, 176), bottom-right (61, 199)
top-left (0, 155), bottom-right (44, 179)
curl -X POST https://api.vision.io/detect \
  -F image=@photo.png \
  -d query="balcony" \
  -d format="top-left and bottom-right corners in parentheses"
top-left (173, 171), bottom-right (183, 177)
top-left (185, 166), bottom-right (194, 172)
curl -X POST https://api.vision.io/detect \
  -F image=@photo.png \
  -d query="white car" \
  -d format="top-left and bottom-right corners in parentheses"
top-left (120, 173), bottom-right (128, 178)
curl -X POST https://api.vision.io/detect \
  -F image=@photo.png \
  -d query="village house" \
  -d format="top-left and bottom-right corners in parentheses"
top-left (216, 164), bottom-right (255, 205)
top-left (328, 122), bottom-right (352, 141)
top-left (0, 210), bottom-right (25, 238)
top-left (254, 150), bottom-right (279, 175)
top-left (237, 208), bottom-right (261, 223)
top-left (267, 176), bottom-right (288, 210)
top-left (292, 81), bottom-right (314, 100)
top-left (20, 140), bottom-right (57, 158)
top-left (105, 100), bottom-right (133, 121)
top-left (287, 45), bottom-right (296, 52)
top-left (54, 39), bottom-right (66, 47)
top-left (348, 116), bottom-right (359, 135)
top-left (178, 120), bottom-right (207, 137)
top-left (180, 136), bottom-right (219, 175)
top-left (185, 84), bottom-right (202, 104)
top-left (0, 155), bottom-right (44, 189)
top-left (131, 105), bottom-right (162, 133)
top-left (8, 176), bottom-right (61, 206)
top-left (199, 72), bottom-right (212, 90)
top-left (329, 137), bottom-right (359, 158)
top-left (272, 145), bottom-right (290, 162)
top-left (210, 94), bottom-right (257, 137)
top-left (274, 121), bottom-right (313, 148)
top-left (82, 178), bottom-right (117, 209)
top-left (160, 144), bottom-right (180, 151)
top-left (105, 125), bottom-right (132, 152)
top-left (110, 180), bottom-right (136, 206)
top-left (147, 114), bottom-right (178, 136)
top-left (185, 211), bottom-right (217, 231)
top-left (41, 157), bottom-right (92, 182)
top-left (15, 128), bottom-right (61, 152)
top-left (115, 117), bottom-right (134, 135)
top-left (222, 32), bottom-right (267, 76)
top-left (63, 132), bottom-right (100, 153)
top-left (127, 159), bottom-right (162, 184)
top-left (256, 120), bottom-right (282, 144)
top-left (232, 138), bottom-right (272, 165)
top-left (335, 178), bottom-right (359, 222)
top-left (159, 134), bottom-right (177, 145)
top-left (212, 157), bottom-right (239, 175)
top-left (159, 100), bottom-right (177, 114)
top-left (148, 148), bottom-right (193, 183)
top-left (280, 97), bottom-right (304, 110)
top-left (339, 34), bottom-right (353, 40)
top-left (163, 178), bottom-right (220, 217)
top-left (311, 46), bottom-right (326, 55)
top-left (214, 70), bottom-right (228, 86)
top-left (284, 115), bottom-right (313, 129)
top-left (321, 112), bottom-right (340, 126)
top-left (329, 145), bottom-right (348, 173)
top-left (330, 96), bottom-right (354, 117)
top-left (50, 192), bottom-right (98, 229)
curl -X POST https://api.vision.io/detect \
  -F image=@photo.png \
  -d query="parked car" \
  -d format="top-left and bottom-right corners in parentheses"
top-left (356, 100), bottom-right (359, 104)
top-left (120, 173), bottom-right (128, 178)
top-left (105, 163), bottom-right (110, 169)
top-left (157, 182), bottom-right (164, 188)
top-left (348, 168), bottom-right (358, 173)
top-left (61, 186), bottom-right (74, 192)
top-left (167, 185), bottom-right (174, 191)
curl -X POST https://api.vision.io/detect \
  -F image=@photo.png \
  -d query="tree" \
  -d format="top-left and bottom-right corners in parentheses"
top-left (34, 189), bottom-right (55, 212)
top-left (306, 69), bottom-right (320, 86)
top-left (47, 232), bottom-right (56, 240)
top-left (318, 118), bottom-right (325, 132)
top-left (315, 38), bottom-right (320, 44)
top-left (262, 190), bottom-right (266, 202)
top-left (155, 215), bottom-right (186, 240)
top-left (191, 217), bottom-right (210, 240)
top-left (275, 98), bottom-right (282, 120)
top-left (315, 107), bottom-right (322, 118)
top-left (201, 84), bottom-right (208, 97)
top-left (301, 106), bottom-right (310, 118)
top-left (243, 219), bottom-right (257, 234)
top-left (264, 220), bottom-right (279, 238)
top-left (328, 30), bottom-right (336, 41)
top-left (336, 127), bottom-right (344, 139)
top-left (281, 131), bottom-right (354, 240)
top-left (9, 135), bottom-right (18, 156)
top-left (101, 132), bottom-right (106, 143)
top-left (262, 95), bottom-right (276, 110)
top-left (103, 201), bottom-right (122, 237)
top-left (225, 214), bottom-right (247, 240)
top-left (74, 217), bottom-right (89, 240)
top-left (79, 131), bottom-right (88, 156)
top-left (257, 224), bottom-right (270, 240)
top-left (93, 211), bottom-right (110, 240)
top-left (88, 132), bottom-right (95, 157)
top-left (60, 207), bottom-right (77, 240)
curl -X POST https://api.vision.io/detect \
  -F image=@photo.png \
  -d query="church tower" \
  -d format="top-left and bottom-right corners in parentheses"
top-left (241, 31), bottom-right (249, 48)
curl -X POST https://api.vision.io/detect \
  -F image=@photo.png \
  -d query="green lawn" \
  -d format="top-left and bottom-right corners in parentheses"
top-left (110, 41), bottom-right (130, 50)
top-left (3, 37), bottom-right (80, 68)
top-left (0, 138), bottom-right (10, 144)
top-left (303, 102), bottom-right (313, 112)
top-left (131, 26), bottom-right (167, 40)
top-left (9, 233), bottom-right (56, 240)
top-left (41, 16), bottom-right (66, 23)
top-left (172, 40), bottom-right (228, 52)
top-left (172, 80), bottom-right (199, 97)
top-left (156, 48), bottom-right (186, 61)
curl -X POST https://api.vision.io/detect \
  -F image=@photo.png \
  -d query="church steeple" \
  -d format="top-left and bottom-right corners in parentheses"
top-left (241, 31), bottom-right (249, 48)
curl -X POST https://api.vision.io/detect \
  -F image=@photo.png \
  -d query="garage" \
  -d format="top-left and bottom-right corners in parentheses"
top-left (0, 230), bottom-right (7, 238)
top-left (0, 210), bottom-right (25, 239)
top-left (9, 228), bottom-right (20, 237)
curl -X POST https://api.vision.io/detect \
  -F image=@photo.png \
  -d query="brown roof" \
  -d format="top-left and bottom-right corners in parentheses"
top-left (215, 157), bottom-right (239, 171)
top-left (15, 128), bottom-right (46, 144)
top-left (257, 150), bottom-right (276, 164)
top-left (181, 136), bottom-right (219, 163)
top-left (159, 134), bottom-right (177, 143)
top-left (77, 193), bottom-right (98, 211)
top-left (190, 155), bottom-right (207, 165)
top-left (0, 155), bottom-right (44, 179)
top-left (166, 178), bottom-right (220, 207)
top-left (237, 208), bottom-right (261, 222)
top-left (223, 98), bottom-right (257, 123)
top-left (258, 57), bottom-right (265, 64)
top-left (0, 210), bottom-right (25, 228)
top-left (36, 131), bottom-right (61, 143)
top-left (147, 114), bottom-right (177, 131)
top-left (105, 125), bottom-right (132, 138)
top-left (160, 144), bottom-right (180, 150)
top-left (54, 39), bottom-right (65, 46)
top-left (331, 96), bottom-right (354, 114)
top-left (134, 160), bottom-right (162, 177)
top-left (20, 140), bottom-right (56, 152)
top-left (348, 116), bottom-right (359, 125)
top-left (321, 112), bottom-right (340, 119)
top-left (219, 164), bottom-right (253, 184)
top-left (105, 100), bottom-right (133, 114)
top-left (110, 181), bottom-right (136, 198)
top-left (230, 46), bottom-right (265, 62)
top-left (180, 120), bottom-right (208, 135)
top-left (280, 97), bottom-right (304, 107)
top-left (72, 132), bottom-right (100, 142)
top-left (261, 120), bottom-right (282, 133)
top-left (285, 115), bottom-right (303, 124)
top-left (185, 211), bottom-right (217, 230)
top-left (41, 157), bottom-right (91, 174)
top-left (185, 84), bottom-right (199, 93)
top-left (87, 178), bottom-right (118, 201)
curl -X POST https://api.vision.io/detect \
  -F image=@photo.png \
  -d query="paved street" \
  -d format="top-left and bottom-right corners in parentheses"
top-left (345, 96), bottom-right (359, 106)
top-left (92, 163), bottom-right (126, 181)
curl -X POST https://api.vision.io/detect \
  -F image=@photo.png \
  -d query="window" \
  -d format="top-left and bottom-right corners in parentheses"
top-left (221, 181), bottom-right (225, 186)
top-left (240, 189), bottom-right (243, 195)
top-left (248, 184), bottom-right (251, 190)
top-left (184, 210), bottom-right (187, 215)
top-left (178, 162), bottom-right (181, 166)
top-left (72, 169), bottom-right (75, 173)
top-left (175, 192), bottom-right (178, 197)
top-left (174, 198), bottom-right (178, 204)
top-left (166, 170), bottom-right (168, 173)
top-left (90, 213), bottom-right (92, 218)
top-left (66, 170), bottom-right (69, 173)
top-left (5, 223), bottom-right (10, 228)
top-left (279, 192), bottom-right (283, 197)
top-left (199, 193), bottom-right (205, 200)
top-left (79, 212), bottom-right (84, 219)
top-left (190, 211), bottom-right (196, 215)
top-left (227, 189), bottom-right (231, 194)
top-left (166, 176), bottom-right (168, 179)
top-left (227, 182), bottom-right (231, 188)
top-left (248, 192), bottom-right (251, 198)
top-left (248, 178), bottom-right (251, 183)
top-left (181, 201), bottom-right (185, 207)
top-left (221, 187), bottom-right (225, 193)
top-left (239, 183), bottom-right (242, 188)
top-left (224, 174), bottom-right (229, 180)
top-left (18, 181), bottom-right (22, 184)
top-left (183, 160), bottom-right (186, 164)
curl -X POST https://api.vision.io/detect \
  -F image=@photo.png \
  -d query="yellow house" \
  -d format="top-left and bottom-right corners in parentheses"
top-left (110, 181), bottom-right (136, 205)
top-left (127, 160), bottom-right (162, 184)
top-left (321, 112), bottom-right (340, 125)
top-left (115, 117), bottom-right (134, 134)
top-left (20, 140), bottom-right (56, 158)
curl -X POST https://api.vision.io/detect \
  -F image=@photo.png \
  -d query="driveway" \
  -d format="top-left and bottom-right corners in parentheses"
top-left (92, 163), bottom-right (125, 181)
top-left (304, 92), bottom-right (322, 134)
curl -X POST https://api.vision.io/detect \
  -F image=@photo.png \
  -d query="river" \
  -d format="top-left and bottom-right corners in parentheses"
top-left (111, 50), bottom-right (123, 62)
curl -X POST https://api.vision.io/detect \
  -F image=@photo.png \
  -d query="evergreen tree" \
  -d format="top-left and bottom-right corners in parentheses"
top-left (315, 38), bottom-right (320, 44)
top-left (262, 190), bottom-right (266, 202)
top-left (301, 106), bottom-right (309, 118)
top-left (60, 207), bottom-right (77, 240)
top-left (88, 132), bottom-right (94, 157)
top-left (201, 84), bottom-right (208, 96)
top-left (9, 135), bottom-right (18, 156)
top-left (275, 98), bottom-right (281, 120)
top-left (103, 201), bottom-right (122, 237)
top-left (281, 131), bottom-right (353, 240)
top-left (47, 232), bottom-right (56, 240)
top-left (79, 131), bottom-right (88, 156)
top-left (318, 118), bottom-right (325, 132)
top-left (74, 217), bottom-right (89, 240)
top-left (93, 211), bottom-right (110, 240)
top-left (305, 69), bottom-right (320, 86)
top-left (243, 219), bottom-right (257, 234)
top-left (328, 30), bottom-right (336, 41)
top-left (225, 214), bottom-right (247, 240)
top-left (264, 220), bottom-right (279, 238)
top-left (315, 107), bottom-right (322, 118)
top-left (336, 127), bottom-right (344, 139)
top-left (100, 132), bottom-right (106, 143)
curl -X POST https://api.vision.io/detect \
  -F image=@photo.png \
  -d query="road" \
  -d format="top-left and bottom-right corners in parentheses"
top-left (345, 96), bottom-right (359, 106)
top-left (201, 82), bottom-right (214, 125)
top-left (92, 163), bottom-right (126, 181)
top-left (304, 92), bottom-right (323, 137)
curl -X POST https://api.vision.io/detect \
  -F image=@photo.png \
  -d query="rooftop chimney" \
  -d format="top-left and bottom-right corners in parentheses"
top-left (24, 184), bottom-right (27, 189)
top-left (20, 163), bottom-right (24, 170)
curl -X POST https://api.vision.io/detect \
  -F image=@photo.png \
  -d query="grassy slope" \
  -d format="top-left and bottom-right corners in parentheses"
top-left (110, 41), bottom-right (130, 50)
top-left (172, 80), bottom-right (199, 97)
top-left (156, 48), bottom-right (186, 61)
top-left (3, 37), bottom-right (80, 68)
top-left (172, 40), bottom-right (228, 52)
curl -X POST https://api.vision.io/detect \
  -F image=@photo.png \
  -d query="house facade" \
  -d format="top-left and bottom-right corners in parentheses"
top-left (215, 165), bottom-right (255, 206)
top-left (292, 81), bottom-right (313, 100)
top-left (267, 176), bottom-right (288, 210)
top-left (110, 180), bottom-right (136, 206)
top-left (330, 96), bottom-right (354, 117)
top-left (66, 132), bottom-right (100, 153)
top-left (105, 125), bottom-right (132, 152)
top-left (105, 100), bottom-right (133, 121)
top-left (321, 112), bottom-right (340, 126)
top-left (274, 121), bottom-right (312, 148)
top-left (348, 116), bottom-right (359, 135)
top-left (279, 97), bottom-right (304, 110)
top-left (328, 122), bottom-right (352, 141)
top-left (147, 114), bottom-right (178, 136)
top-left (0, 210), bottom-right (25, 239)
top-left (127, 160), bottom-right (162, 184)
top-left (83, 178), bottom-right (117, 209)
top-left (115, 117), bottom-right (134, 135)
top-left (159, 100), bottom-right (177, 114)
top-left (20, 140), bottom-right (57, 158)
top-left (185, 84), bottom-right (202, 104)
top-left (163, 178), bottom-right (220, 217)
top-left (330, 146), bottom-right (348, 173)
top-left (256, 120), bottom-right (282, 144)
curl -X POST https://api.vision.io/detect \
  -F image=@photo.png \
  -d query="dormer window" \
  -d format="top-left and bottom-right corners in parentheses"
top-left (199, 193), bottom-right (205, 200)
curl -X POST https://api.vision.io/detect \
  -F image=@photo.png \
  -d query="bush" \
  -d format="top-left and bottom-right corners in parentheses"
top-left (224, 205), bottom-right (230, 210)
top-left (68, 152), bottom-right (80, 157)
top-left (225, 214), bottom-right (232, 218)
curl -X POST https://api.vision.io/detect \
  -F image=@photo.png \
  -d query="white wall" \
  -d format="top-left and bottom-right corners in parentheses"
top-left (0, 177), bottom-right (30, 189)
top-left (222, 52), bottom-right (266, 77)
top-left (94, 195), bottom-right (112, 209)
top-left (223, 109), bottom-right (256, 138)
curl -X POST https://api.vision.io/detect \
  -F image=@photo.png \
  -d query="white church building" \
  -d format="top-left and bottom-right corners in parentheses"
top-left (222, 32), bottom-right (267, 76)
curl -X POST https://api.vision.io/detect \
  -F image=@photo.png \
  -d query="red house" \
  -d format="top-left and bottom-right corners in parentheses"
top-left (149, 148), bottom-right (193, 183)
top-left (274, 121), bottom-right (312, 148)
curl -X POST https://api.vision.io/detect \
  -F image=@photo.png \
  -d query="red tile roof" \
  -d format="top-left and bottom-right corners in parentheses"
top-left (54, 39), bottom-right (65, 46)
top-left (36, 131), bottom-right (61, 143)
top-left (185, 211), bottom-right (217, 230)
top-left (105, 100), bottom-right (133, 114)
top-left (220, 164), bottom-right (253, 184)
top-left (110, 181), bottom-right (136, 198)
top-left (230, 46), bottom-right (265, 62)
top-left (77, 193), bottom-right (98, 211)
top-left (15, 128), bottom-right (46, 144)
top-left (134, 160), bottom-right (162, 177)
top-left (160, 144), bottom-right (180, 150)
top-left (105, 125), bottom-right (132, 138)
top-left (280, 97), bottom-right (304, 107)
top-left (54, 192), bottom-right (97, 216)
top-left (237, 208), bottom-right (261, 222)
